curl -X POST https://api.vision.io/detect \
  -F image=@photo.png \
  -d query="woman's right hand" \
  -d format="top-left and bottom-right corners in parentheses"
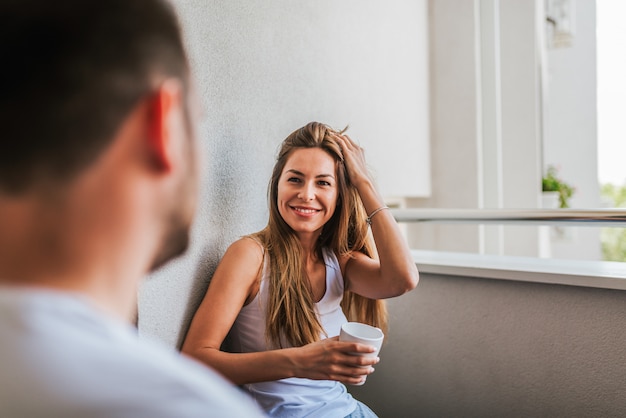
top-left (290, 336), bottom-right (380, 385)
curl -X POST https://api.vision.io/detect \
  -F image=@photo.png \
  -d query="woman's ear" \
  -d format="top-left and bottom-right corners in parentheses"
top-left (145, 79), bottom-right (185, 173)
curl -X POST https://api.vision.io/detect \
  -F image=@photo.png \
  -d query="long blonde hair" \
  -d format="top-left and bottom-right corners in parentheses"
top-left (250, 122), bottom-right (387, 348)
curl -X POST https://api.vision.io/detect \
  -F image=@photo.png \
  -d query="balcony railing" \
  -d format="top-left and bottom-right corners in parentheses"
top-left (388, 208), bottom-right (626, 291)
top-left (390, 208), bottom-right (626, 227)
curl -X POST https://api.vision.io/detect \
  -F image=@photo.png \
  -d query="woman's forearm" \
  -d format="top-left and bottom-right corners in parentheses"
top-left (183, 337), bottom-right (378, 386)
top-left (357, 180), bottom-right (419, 295)
top-left (184, 346), bottom-right (298, 386)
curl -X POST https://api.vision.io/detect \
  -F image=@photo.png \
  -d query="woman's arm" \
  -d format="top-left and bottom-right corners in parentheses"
top-left (332, 133), bottom-right (419, 299)
top-left (181, 237), bottom-right (379, 386)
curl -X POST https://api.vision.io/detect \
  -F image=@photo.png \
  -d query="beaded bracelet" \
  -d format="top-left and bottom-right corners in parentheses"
top-left (366, 206), bottom-right (389, 226)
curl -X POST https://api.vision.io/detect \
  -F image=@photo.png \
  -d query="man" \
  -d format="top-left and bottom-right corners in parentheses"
top-left (0, 0), bottom-right (264, 416)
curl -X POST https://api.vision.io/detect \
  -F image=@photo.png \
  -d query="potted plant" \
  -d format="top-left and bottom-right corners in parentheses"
top-left (542, 165), bottom-right (575, 208)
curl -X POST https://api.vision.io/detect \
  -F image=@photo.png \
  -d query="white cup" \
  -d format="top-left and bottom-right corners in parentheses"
top-left (339, 322), bottom-right (384, 385)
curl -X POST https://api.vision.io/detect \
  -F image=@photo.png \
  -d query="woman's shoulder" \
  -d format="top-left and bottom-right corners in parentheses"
top-left (215, 237), bottom-right (266, 292)
top-left (226, 236), bottom-right (265, 262)
top-left (216, 237), bottom-right (264, 280)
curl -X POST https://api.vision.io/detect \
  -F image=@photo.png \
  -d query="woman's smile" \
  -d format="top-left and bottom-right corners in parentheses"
top-left (290, 206), bottom-right (321, 216)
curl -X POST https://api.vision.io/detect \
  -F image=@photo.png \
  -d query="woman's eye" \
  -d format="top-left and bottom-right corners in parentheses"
top-left (287, 177), bottom-right (301, 183)
top-left (318, 180), bottom-right (331, 186)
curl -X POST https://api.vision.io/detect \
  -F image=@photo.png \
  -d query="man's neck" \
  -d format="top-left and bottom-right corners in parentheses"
top-left (0, 195), bottom-right (143, 323)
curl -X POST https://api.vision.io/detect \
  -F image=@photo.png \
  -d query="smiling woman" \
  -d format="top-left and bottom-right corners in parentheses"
top-left (181, 121), bottom-right (418, 418)
top-left (277, 148), bottom-right (338, 239)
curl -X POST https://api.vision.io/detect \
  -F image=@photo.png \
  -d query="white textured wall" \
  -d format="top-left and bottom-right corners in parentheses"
top-left (138, 0), bottom-right (429, 347)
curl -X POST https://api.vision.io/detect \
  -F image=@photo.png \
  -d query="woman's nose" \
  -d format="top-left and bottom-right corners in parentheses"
top-left (297, 183), bottom-right (315, 201)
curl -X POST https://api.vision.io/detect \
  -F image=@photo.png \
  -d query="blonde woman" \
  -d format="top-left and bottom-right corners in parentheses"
top-left (182, 122), bottom-right (419, 417)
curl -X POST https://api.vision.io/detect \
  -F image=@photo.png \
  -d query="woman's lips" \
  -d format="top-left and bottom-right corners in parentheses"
top-left (291, 206), bottom-right (320, 216)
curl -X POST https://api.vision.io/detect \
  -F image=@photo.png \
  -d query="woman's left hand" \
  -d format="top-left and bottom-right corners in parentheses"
top-left (331, 132), bottom-right (371, 188)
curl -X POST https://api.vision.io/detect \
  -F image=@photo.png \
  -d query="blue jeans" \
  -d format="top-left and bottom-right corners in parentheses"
top-left (345, 401), bottom-right (378, 418)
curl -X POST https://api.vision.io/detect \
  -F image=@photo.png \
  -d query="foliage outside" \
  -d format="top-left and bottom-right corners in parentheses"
top-left (542, 165), bottom-right (575, 208)
top-left (600, 183), bottom-right (626, 262)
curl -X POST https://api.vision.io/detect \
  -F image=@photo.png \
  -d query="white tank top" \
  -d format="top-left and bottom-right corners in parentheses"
top-left (229, 247), bottom-right (357, 418)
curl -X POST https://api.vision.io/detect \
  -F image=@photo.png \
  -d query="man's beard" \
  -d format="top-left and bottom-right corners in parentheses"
top-left (149, 155), bottom-right (197, 272)
top-left (148, 106), bottom-right (198, 273)
top-left (149, 213), bottom-right (191, 272)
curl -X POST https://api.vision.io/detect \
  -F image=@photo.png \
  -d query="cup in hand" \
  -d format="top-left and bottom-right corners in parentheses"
top-left (339, 322), bottom-right (384, 385)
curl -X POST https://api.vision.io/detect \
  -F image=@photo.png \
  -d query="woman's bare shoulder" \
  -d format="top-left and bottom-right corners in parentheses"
top-left (231, 235), bottom-right (264, 252)
top-left (221, 236), bottom-right (265, 270)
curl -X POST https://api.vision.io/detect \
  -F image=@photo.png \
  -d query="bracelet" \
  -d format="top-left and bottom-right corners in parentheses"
top-left (366, 206), bottom-right (389, 226)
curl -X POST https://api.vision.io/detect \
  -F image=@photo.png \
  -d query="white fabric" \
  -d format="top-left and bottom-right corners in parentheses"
top-left (0, 287), bottom-right (265, 418)
top-left (229, 247), bottom-right (357, 418)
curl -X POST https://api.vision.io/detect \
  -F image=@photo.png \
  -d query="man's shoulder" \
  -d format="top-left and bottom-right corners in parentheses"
top-left (0, 290), bottom-right (265, 417)
top-left (71, 309), bottom-right (265, 416)
top-left (91, 328), bottom-right (265, 416)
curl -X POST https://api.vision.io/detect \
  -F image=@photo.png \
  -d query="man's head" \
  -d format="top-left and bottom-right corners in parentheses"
top-left (0, 0), bottom-right (198, 275)
top-left (0, 0), bottom-right (191, 194)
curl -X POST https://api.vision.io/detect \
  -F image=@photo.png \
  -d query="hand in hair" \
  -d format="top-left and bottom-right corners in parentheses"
top-left (330, 132), bottom-right (372, 189)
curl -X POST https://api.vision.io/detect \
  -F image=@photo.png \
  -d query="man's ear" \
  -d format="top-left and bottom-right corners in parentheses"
top-left (146, 79), bottom-right (185, 173)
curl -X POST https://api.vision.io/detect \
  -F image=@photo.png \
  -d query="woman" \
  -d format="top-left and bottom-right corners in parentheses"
top-left (182, 122), bottom-right (419, 417)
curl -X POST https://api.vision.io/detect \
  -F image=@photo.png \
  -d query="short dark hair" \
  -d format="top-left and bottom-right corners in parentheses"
top-left (0, 0), bottom-right (190, 194)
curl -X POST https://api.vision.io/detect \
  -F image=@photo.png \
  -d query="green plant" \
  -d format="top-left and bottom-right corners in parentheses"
top-left (542, 165), bottom-right (575, 208)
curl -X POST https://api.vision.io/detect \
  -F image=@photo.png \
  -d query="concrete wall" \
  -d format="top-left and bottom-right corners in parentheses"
top-left (350, 272), bottom-right (626, 417)
top-left (138, 0), bottom-right (429, 347)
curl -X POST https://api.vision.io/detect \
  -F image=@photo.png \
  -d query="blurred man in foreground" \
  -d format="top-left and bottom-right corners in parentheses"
top-left (0, 1), bottom-right (265, 416)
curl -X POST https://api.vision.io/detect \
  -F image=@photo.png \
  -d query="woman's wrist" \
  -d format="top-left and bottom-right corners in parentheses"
top-left (366, 206), bottom-right (389, 226)
top-left (280, 347), bottom-right (301, 379)
top-left (352, 178), bottom-right (382, 206)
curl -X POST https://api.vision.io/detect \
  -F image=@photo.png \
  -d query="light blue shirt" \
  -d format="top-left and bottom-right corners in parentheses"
top-left (0, 287), bottom-right (266, 418)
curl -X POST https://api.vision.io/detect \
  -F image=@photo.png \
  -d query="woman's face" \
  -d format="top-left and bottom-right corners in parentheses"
top-left (277, 148), bottom-right (339, 239)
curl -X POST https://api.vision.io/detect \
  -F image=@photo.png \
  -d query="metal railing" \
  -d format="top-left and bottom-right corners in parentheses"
top-left (390, 208), bottom-right (626, 227)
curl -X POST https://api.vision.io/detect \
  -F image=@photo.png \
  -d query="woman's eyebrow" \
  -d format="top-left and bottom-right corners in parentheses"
top-left (316, 174), bottom-right (335, 180)
top-left (285, 169), bottom-right (335, 179)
